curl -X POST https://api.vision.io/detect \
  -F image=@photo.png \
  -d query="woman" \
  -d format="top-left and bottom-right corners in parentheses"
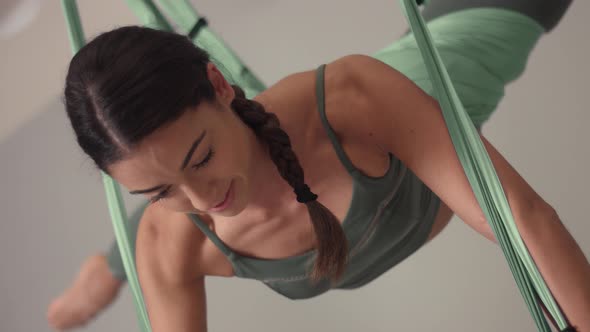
top-left (48, 0), bottom-right (588, 331)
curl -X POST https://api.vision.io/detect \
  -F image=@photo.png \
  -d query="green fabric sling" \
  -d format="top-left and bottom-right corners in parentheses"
top-left (61, 1), bottom-right (269, 330)
top-left (400, 0), bottom-right (572, 331)
top-left (61, 2), bottom-right (166, 332)
top-left (61, 0), bottom-right (574, 330)
top-left (62, 5), bottom-right (153, 331)
top-left (148, 0), bottom-right (266, 99)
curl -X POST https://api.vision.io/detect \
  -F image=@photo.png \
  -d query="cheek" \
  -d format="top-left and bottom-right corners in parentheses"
top-left (240, 148), bottom-right (257, 192)
top-left (223, 133), bottom-right (252, 176)
top-left (232, 177), bottom-right (249, 213)
top-left (229, 138), bottom-right (254, 206)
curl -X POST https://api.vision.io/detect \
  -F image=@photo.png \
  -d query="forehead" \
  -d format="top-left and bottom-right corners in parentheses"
top-left (137, 100), bottom-right (228, 152)
top-left (107, 105), bottom-right (217, 185)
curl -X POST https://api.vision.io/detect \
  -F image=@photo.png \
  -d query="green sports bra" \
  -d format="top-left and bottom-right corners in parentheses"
top-left (187, 63), bottom-right (441, 299)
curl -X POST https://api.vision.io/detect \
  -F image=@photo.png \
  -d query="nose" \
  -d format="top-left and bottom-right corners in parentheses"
top-left (181, 182), bottom-right (218, 211)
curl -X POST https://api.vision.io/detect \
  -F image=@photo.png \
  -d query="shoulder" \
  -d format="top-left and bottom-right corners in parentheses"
top-left (254, 54), bottom-right (367, 123)
top-left (321, 54), bottom-right (440, 150)
top-left (315, 54), bottom-right (416, 149)
top-left (255, 54), bottom-right (418, 151)
top-left (136, 204), bottom-right (208, 285)
top-left (135, 206), bottom-right (210, 331)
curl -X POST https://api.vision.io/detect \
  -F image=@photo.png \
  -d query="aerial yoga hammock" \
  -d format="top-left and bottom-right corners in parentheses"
top-left (61, 0), bottom-right (576, 331)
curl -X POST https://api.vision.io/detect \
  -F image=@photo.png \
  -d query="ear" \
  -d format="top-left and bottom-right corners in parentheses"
top-left (206, 62), bottom-right (235, 105)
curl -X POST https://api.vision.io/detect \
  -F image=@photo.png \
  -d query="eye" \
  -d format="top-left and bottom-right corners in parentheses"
top-left (192, 148), bottom-right (215, 170)
top-left (148, 148), bottom-right (215, 205)
top-left (149, 186), bottom-right (171, 204)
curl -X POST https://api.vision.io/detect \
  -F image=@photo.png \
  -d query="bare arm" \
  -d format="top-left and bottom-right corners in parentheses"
top-left (136, 207), bottom-right (208, 332)
top-left (139, 266), bottom-right (207, 332)
top-left (336, 54), bottom-right (590, 330)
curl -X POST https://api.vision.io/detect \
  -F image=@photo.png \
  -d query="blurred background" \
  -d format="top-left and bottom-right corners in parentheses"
top-left (1, 0), bottom-right (588, 331)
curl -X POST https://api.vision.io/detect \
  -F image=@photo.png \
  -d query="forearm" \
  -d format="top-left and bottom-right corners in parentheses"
top-left (519, 209), bottom-right (590, 331)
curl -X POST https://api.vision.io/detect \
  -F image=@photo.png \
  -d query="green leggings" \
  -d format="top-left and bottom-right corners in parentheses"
top-left (106, 5), bottom-right (547, 281)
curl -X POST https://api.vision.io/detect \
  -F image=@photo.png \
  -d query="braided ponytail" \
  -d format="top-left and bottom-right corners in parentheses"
top-left (231, 85), bottom-right (348, 282)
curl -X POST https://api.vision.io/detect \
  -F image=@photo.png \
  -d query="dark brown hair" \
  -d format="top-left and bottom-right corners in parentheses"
top-left (64, 26), bottom-right (347, 281)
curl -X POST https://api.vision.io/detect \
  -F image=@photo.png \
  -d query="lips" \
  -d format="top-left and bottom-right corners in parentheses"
top-left (208, 181), bottom-right (233, 212)
top-left (213, 187), bottom-right (230, 208)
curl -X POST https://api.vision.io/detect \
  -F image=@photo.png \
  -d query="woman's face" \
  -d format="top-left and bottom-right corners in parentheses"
top-left (108, 64), bottom-right (259, 217)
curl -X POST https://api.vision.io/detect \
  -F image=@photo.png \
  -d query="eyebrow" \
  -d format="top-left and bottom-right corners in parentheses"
top-left (129, 130), bottom-right (207, 195)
